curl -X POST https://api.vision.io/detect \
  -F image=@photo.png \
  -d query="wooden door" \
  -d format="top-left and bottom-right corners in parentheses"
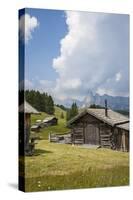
top-left (85, 124), bottom-right (99, 145)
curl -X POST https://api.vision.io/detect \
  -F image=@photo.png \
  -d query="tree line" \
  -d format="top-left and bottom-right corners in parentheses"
top-left (56, 103), bottom-right (79, 121)
top-left (25, 90), bottom-right (55, 114)
top-left (66, 102), bottom-right (78, 121)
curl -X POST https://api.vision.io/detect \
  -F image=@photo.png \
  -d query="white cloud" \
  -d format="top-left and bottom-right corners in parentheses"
top-left (19, 14), bottom-right (39, 43)
top-left (39, 80), bottom-right (53, 87)
top-left (52, 11), bottom-right (129, 99)
top-left (59, 78), bottom-right (81, 90)
top-left (115, 72), bottom-right (122, 82)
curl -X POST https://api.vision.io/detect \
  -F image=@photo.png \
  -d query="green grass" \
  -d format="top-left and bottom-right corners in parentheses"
top-left (24, 106), bottom-right (129, 192)
top-left (20, 140), bottom-right (129, 192)
top-left (31, 106), bottom-right (70, 140)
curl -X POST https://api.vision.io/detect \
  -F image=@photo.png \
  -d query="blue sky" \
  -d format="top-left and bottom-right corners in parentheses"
top-left (25, 8), bottom-right (67, 81)
top-left (19, 8), bottom-right (129, 101)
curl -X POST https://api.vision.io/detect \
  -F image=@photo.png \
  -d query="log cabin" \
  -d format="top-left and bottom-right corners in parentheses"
top-left (67, 106), bottom-right (129, 152)
top-left (19, 101), bottom-right (40, 154)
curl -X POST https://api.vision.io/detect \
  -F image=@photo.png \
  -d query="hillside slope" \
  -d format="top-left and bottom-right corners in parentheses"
top-left (31, 106), bottom-right (70, 139)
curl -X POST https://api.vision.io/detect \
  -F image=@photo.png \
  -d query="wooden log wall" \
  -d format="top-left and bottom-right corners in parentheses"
top-left (111, 128), bottom-right (129, 152)
top-left (99, 124), bottom-right (112, 148)
top-left (72, 127), bottom-right (84, 144)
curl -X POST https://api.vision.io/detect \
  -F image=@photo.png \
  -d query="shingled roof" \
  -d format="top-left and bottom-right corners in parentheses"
top-left (43, 116), bottom-right (57, 123)
top-left (19, 101), bottom-right (40, 114)
top-left (117, 122), bottom-right (129, 131)
top-left (68, 108), bottom-right (129, 131)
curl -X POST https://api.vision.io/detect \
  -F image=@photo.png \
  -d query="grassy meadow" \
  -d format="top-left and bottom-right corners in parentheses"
top-left (20, 106), bottom-right (129, 192)
top-left (22, 140), bottom-right (129, 192)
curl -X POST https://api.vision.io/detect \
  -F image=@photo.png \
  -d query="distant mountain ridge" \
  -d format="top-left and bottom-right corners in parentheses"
top-left (82, 91), bottom-right (129, 110)
top-left (55, 91), bottom-right (129, 110)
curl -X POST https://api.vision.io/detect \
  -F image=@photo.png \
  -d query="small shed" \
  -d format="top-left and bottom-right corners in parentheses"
top-left (31, 124), bottom-right (41, 132)
top-left (19, 101), bottom-right (40, 154)
top-left (68, 108), bottom-right (129, 152)
top-left (43, 116), bottom-right (58, 126)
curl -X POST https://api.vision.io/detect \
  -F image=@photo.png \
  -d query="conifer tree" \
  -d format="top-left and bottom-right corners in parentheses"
top-left (66, 102), bottom-right (78, 121)
top-left (25, 90), bottom-right (55, 114)
top-left (60, 112), bottom-right (64, 119)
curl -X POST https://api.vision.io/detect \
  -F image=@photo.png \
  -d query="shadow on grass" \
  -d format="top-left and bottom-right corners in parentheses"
top-left (34, 149), bottom-right (53, 156)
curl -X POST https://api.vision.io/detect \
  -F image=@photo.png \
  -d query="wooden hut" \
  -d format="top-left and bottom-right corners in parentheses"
top-left (68, 108), bottom-right (129, 152)
top-left (43, 116), bottom-right (58, 126)
top-left (19, 101), bottom-right (40, 154)
top-left (31, 124), bottom-right (41, 132)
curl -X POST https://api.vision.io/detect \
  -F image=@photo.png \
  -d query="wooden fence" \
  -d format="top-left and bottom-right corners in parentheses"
top-left (49, 133), bottom-right (72, 144)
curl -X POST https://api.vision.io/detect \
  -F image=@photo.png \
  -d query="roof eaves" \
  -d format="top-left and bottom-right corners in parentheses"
top-left (114, 120), bottom-right (129, 126)
top-left (67, 109), bottom-right (88, 126)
